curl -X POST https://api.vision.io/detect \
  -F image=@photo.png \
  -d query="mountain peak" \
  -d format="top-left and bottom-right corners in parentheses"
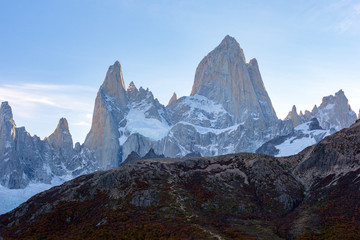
top-left (220, 35), bottom-right (238, 46)
top-left (56, 118), bottom-right (70, 133)
top-left (190, 35), bottom-right (277, 124)
top-left (101, 61), bottom-right (126, 99)
top-left (249, 58), bottom-right (258, 67)
top-left (335, 89), bottom-right (345, 97)
top-left (127, 81), bottom-right (137, 92)
top-left (0, 101), bottom-right (13, 122)
top-left (167, 92), bottom-right (178, 106)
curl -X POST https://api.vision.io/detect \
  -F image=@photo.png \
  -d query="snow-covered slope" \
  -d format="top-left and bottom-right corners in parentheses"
top-left (256, 118), bottom-right (331, 157)
top-left (0, 176), bottom-right (72, 214)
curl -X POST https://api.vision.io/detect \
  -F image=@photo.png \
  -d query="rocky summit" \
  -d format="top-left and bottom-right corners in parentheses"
top-left (191, 35), bottom-right (278, 125)
top-left (1, 120), bottom-right (359, 239)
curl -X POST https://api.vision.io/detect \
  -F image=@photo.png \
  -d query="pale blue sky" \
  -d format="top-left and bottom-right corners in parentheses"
top-left (0, 0), bottom-right (359, 143)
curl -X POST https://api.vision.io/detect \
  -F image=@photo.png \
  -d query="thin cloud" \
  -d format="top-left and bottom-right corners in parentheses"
top-left (303, 0), bottom-right (360, 34)
top-left (328, 0), bottom-right (360, 33)
top-left (0, 83), bottom-right (97, 143)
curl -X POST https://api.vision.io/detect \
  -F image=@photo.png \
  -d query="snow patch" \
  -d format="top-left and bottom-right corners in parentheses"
top-left (275, 121), bottom-right (331, 157)
top-left (119, 109), bottom-right (170, 143)
top-left (175, 121), bottom-right (242, 135)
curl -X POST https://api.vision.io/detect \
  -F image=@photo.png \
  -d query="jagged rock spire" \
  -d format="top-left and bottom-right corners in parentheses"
top-left (0, 102), bottom-right (13, 122)
top-left (127, 81), bottom-right (137, 91)
top-left (56, 118), bottom-right (70, 132)
top-left (0, 102), bottom-right (16, 139)
top-left (102, 61), bottom-right (126, 96)
top-left (46, 118), bottom-right (74, 160)
top-left (167, 92), bottom-right (178, 106)
top-left (285, 105), bottom-right (303, 127)
top-left (84, 61), bottom-right (130, 169)
top-left (100, 61), bottom-right (128, 109)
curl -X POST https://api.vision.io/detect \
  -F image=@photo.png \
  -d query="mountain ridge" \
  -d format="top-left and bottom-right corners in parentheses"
top-left (1, 118), bottom-right (359, 239)
top-left (0, 34), bottom-right (358, 218)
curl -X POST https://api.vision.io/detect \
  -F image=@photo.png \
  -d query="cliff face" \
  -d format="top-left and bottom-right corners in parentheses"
top-left (83, 61), bottom-right (128, 169)
top-left (191, 35), bottom-right (278, 125)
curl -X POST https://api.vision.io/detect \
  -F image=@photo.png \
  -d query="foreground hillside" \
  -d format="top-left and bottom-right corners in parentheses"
top-left (1, 121), bottom-right (360, 239)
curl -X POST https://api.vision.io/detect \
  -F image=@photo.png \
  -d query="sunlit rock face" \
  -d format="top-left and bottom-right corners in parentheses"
top-left (83, 61), bottom-right (128, 170)
top-left (167, 92), bottom-right (177, 106)
top-left (284, 90), bottom-right (357, 131)
top-left (191, 35), bottom-right (278, 125)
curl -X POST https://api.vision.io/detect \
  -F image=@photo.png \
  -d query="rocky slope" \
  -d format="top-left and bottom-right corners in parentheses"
top-left (1, 120), bottom-right (359, 239)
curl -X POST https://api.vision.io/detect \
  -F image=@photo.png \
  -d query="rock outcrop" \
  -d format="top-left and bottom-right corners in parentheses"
top-left (293, 119), bottom-right (360, 188)
top-left (285, 105), bottom-right (304, 127)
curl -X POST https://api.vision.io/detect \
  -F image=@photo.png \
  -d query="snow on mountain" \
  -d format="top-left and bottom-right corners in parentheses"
top-left (0, 175), bottom-right (72, 215)
top-left (82, 36), bottom-right (294, 167)
top-left (1, 35), bottom-right (357, 214)
top-left (256, 118), bottom-right (331, 157)
top-left (167, 94), bottom-right (234, 128)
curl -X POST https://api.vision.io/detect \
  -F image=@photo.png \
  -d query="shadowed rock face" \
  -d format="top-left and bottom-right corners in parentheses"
top-left (294, 119), bottom-right (360, 188)
top-left (1, 120), bottom-right (360, 239)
